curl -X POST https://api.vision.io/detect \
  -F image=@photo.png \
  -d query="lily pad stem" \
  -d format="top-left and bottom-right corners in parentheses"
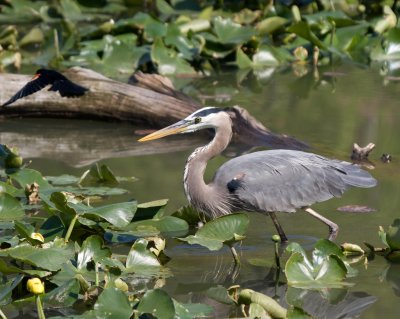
top-left (95, 262), bottom-right (99, 286)
top-left (229, 245), bottom-right (240, 265)
top-left (0, 308), bottom-right (8, 319)
top-left (36, 295), bottom-right (46, 319)
top-left (65, 214), bottom-right (78, 243)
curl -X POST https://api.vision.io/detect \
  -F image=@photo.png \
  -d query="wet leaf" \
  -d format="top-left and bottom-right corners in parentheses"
top-left (212, 16), bottom-right (255, 45)
top-left (125, 238), bottom-right (162, 271)
top-left (0, 192), bottom-right (25, 221)
top-left (137, 289), bottom-right (175, 319)
top-left (0, 274), bottom-right (23, 305)
top-left (79, 163), bottom-right (119, 186)
top-left (82, 201), bottom-right (137, 228)
top-left (77, 235), bottom-right (111, 270)
top-left (178, 213), bottom-right (249, 251)
top-left (386, 219), bottom-right (400, 251)
top-left (10, 168), bottom-right (52, 190)
top-left (206, 285), bottom-right (234, 305)
top-left (125, 215), bottom-right (188, 236)
top-left (93, 288), bottom-right (133, 318)
top-left (44, 279), bottom-right (80, 307)
top-left (0, 238), bottom-right (74, 272)
top-left (256, 16), bottom-right (288, 34)
top-left (288, 21), bottom-right (327, 49)
top-left (0, 259), bottom-right (50, 277)
top-left (40, 215), bottom-right (66, 240)
top-left (173, 300), bottom-right (214, 319)
top-left (151, 38), bottom-right (196, 75)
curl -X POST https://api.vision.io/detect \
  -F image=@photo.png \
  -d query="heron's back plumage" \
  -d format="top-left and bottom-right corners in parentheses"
top-left (213, 150), bottom-right (376, 213)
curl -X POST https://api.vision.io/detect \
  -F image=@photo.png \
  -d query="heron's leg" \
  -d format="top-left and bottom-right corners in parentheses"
top-left (269, 212), bottom-right (288, 243)
top-left (303, 207), bottom-right (339, 241)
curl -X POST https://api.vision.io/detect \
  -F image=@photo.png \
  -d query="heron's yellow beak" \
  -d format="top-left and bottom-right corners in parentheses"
top-left (138, 121), bottom-right (189, 142)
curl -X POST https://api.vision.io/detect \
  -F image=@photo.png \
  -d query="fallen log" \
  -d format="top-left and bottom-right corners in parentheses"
top-left (0, 67), bottom-right (307, 165)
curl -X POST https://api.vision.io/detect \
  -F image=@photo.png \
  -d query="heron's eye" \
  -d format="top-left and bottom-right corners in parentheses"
top-left (194, 117), bottom-right (201, 124)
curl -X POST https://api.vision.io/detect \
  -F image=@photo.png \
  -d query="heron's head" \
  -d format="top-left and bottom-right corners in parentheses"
top-left (138, 107), bottom-right (230, 142)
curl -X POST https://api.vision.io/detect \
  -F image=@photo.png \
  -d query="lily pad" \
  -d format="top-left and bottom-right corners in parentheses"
top-left (0, 192), bottom-right (25, 221)
top-left (77, 235), bottom-right (111, 270)
top-left (212, 16), bottom-right (255, 45)
top-left (178, 213), bottom-right (249, 251)
top-left (0, 238), bottom-right (75, 272)
top-left (125, 238), bottom-right (162, 272)
top-left (93, 288), bottom-right (133, 318)
top-left (137, 289), bottom-right (175, 319)
top-left (285, 240), bottom-right (351, 289)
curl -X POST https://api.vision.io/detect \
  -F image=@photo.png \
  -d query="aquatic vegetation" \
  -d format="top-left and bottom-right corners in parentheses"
top-left (0, 0), bottom-right (399, 76)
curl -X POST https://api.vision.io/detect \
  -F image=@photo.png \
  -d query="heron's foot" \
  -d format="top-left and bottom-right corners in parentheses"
top-left (328, 225), bottom-right (339, 241)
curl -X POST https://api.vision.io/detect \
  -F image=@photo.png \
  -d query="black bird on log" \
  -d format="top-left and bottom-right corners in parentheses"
top-left (2, 69), bottom-right (88, 107)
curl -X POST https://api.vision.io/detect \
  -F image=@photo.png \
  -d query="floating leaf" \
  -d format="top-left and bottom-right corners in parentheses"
top-left (173, 300), bottom-right (214, 319)
top-left (386, 219), bottom-right (400, 251)
top-left (10, 168), bottom-right (52, 190)
top-left (125, 215), bottom-right (188, 236)
top-left (92, 288), bottom-right (133, 318)
top-left (212, 16), bottom-right (255, 45)
top-left (79, 163), bottom-right (118, 186)
top-left (44, 279), bottom-right (80, 307)
top-left (137, 289), bottom-right (175, 319)
top-left (0, 192), bottom-right (25, 221)
top-left (178, 213), bottom-right (249, 251)
top-left (77, 235), bottom-right (111, 270)
top-left (0, 238), bottom-right (74, 272)
top-left (125, 238), bottom-right (162, 272)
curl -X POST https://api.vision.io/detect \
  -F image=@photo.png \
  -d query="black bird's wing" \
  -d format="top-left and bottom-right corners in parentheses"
top-left (49, 79), bottom-right (88, 97)
top-left (2, 73), bottom-right (53, 107)
top-left (2, 70), bottom-right (89, 107)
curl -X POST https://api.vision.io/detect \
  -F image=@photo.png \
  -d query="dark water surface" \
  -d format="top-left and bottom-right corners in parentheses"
top-left (1, 64), bottom-right (399, 318)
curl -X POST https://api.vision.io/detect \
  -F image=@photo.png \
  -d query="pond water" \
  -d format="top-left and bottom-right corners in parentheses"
top-left (1, 63), bottom-right (400, 318)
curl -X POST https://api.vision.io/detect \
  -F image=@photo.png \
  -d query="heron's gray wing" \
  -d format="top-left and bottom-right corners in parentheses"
top-left (213, 150), bottom-right (376, 213)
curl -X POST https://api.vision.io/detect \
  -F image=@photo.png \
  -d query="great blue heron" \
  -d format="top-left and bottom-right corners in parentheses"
top-left (139, 107), bottom-right (377, 242)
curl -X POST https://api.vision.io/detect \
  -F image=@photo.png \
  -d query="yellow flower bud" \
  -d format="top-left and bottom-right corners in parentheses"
top-left (27, 278), bottom-right (45, 295)
top-left (31, 232), bottom-right (44, 243)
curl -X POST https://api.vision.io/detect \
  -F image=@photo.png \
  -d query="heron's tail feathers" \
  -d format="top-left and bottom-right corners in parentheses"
top-left (339, 163), bottom-right (377, 188)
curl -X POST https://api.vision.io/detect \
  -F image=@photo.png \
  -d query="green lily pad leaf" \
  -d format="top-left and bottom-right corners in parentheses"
top-left (0, 192), bottom-right (24, 221)
top-left (213, 16), bottom-right (255, 45)
top-left (40, 215), bottom-right (66, 240)
top-left (256, 16), bottom-right (288, 34)
top-left (151, 38), bottom-right (196, 75)
top-left (125, 238), bottom-right (161, 272)
top-left (0, 181), bottom-right (23, 196)
top-left (137, 289), bottom-right (175, 319)
top-left (14, 221), bottom-right (43, 245)
top-left (178, 213), bottom-right (249, 251)
top-left (248, 303), bottom-right (268, 318)
top-left (64, 186), bottom-right (128, 197)
top-left (173, 300), bottom-right (214, 319)
top-left (236, 48), bottom-right (253, 69)
top-left (10, 168), bottom-right (52, 190)
top-left (82, 201), bottom-right (137, 228)
top-left (77, 235), bottom-right (111, 270)
top-left (0, 274), bottom-right (23, 305)
top-left (51, 261), bottom-right (92, 288)
top-left (0, 259), bottom-right (50, 277)
top-left (206, 285), bottom-right (235, 305)
top-left (285, 252), bottom-right (349, 288)
top-left (287, 306), bottom-right (313, 318)
top-left (287, 21), bottom-right (327, 49)
top-left (135, 199), bottom-right (169, 221)
top-left (44, 279), bottom-right (80, 307)
top-left (46, 174), bottom-right (79, 186)
top-left (0, 238), bottom-right (74, 272)
top-left (312, 239), bottom-right (344, 265)
top-left (386, 219), bottom-right (400, 251)
top-left (79, 163), bottom-right (118, 186)
top-left (172, 205), bottom-right (203, 226)
top-left (124, 215), bottom-right (188, 237)
top-left (93, 288), bottom-right (133, 318)
top-left (19, 27), bottom-right (44, 47)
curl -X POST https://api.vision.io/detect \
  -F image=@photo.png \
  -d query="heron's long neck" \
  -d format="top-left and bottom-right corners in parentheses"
top-left (183, 125), bottom-right (232, 217)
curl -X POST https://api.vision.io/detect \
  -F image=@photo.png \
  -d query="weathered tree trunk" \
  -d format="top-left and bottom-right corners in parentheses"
top-left (0, 67), bottom-right (307, 165)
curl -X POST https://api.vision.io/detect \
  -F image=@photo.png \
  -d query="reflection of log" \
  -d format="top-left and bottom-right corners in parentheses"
top-left (0, 67), bottom-right (307, 158)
